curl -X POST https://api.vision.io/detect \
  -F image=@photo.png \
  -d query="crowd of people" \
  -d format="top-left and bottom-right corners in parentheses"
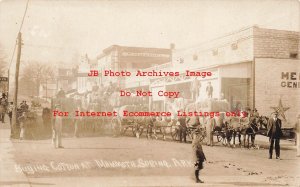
top-left (0, 92), bottom-right (31, 139)
top-left (0, 93), bottom-right (8, 124)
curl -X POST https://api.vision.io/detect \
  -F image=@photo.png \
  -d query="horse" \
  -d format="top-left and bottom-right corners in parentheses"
top-left (212, 115), bottom-right (231, 146)
top-left (242, 117), bottom-right (259, 148)
top-left (163, 101), bottom-right (180, 140)
top-left (224, 117), bottom-right (243, 147)
top-left (150, 116), bottom-right (172, 140)
top-left (226, 116), bottom-right (260, 148)
top-left (256, 115), bottom-right (269, 136)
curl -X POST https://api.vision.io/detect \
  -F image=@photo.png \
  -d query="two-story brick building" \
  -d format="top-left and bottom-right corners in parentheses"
top-left (96, 45), bottom-right (172, 87)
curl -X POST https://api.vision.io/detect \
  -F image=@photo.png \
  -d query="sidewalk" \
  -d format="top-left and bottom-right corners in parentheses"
top-left (0, 122), bottom-right (31, 187)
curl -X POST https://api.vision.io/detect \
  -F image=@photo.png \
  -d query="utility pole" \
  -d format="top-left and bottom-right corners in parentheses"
top-left (12, 32), bottom-right (22, 137)
top-left (46, 77), bottom-right (48, 102)
top-left (297, 115), bottom-right (300, 157)
top-left (7, 69), bottom-right (10, 100)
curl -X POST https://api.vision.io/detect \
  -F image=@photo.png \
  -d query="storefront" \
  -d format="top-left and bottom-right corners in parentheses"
top-left (254, 58), bottom-right (300, 127)
top-left (148, 67), bottom-right (221, 112)
top-left (120, 26), bottom-right (299, 127)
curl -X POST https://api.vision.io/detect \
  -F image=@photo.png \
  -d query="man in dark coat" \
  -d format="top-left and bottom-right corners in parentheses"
top-left (267, 112), bottom-right (283, 159)
top-left (7, 102), bottom-right (13, 137)
top-left (178, 116), bottom-right (187, 143)
top-left (42, 107), bottom-right (51, 129)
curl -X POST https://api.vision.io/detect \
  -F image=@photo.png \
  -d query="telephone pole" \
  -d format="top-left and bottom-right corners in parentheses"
top-left (297, 115), bottom-right (300, 157)
top-left (12, 32), bottom-right (22, 136)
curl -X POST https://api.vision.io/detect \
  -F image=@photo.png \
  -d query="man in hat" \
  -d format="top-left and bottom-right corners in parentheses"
top-left (267, 112), bottom-right (283, 159)
top-left (7, 102), bottom-right (14, 137)
top-left (253, 108), bottom-right (259, 118)
top-left (18, 111), bottom-right (27, 140)
top-left (252, 108), bottom-right (260, 125)
top-left (20, 101), bottom-right (28, 113)
top-left (52, 104), bottom-right (64, 148)
top-left (178, 115), bottom-right (187, 143)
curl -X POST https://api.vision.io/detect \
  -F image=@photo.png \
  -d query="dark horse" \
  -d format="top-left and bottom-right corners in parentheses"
top-left (256, 116), bottom-right (269, 136)
top-left (242, 118), bottom-right (259, 148)
top-left (225, 117), bottom-right (259, 148)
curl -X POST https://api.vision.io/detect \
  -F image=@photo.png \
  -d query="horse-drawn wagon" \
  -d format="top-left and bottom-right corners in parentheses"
top-left (105, 88), bottom-right (152, 137)
top-left (163, 99), bottom-right (230, 143)
top-left (184, 99), bottom-right (230, 144)
top-left (110, 104), bottom-right (152, 137)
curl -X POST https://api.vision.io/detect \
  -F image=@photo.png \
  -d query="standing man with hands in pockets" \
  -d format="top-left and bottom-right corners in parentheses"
top-left (267, 112), bottom-right (283, 159)
top-left (52, 104), bottom-right (64, 149)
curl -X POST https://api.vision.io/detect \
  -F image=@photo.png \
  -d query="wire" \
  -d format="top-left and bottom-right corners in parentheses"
top-left (8, 0), bottom-right (30, 71)
top-left (24, 43), bottom-right (77, 50)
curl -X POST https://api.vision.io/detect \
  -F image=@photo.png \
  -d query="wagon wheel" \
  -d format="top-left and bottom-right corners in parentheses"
top-left (111, 118), bottom-right (122, 136)
top-left (216, 133), bottom-right (223, 143)
top-left (149, 125), bottom-right (162, 140)
top-left (157, 126), bottom-right (168, 140)
top-left (171, 125), bottom-right (179, 141)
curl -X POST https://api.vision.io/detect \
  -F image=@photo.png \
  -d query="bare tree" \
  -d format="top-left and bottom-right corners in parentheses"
top-left (19, 61), bottom-right (56, 97)
top-left (41, 64), bottom-right (56, 81)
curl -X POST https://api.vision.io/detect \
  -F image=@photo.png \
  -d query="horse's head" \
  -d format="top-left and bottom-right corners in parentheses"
top-left (257, 116), bottom-right (268, 129)
top-left (249, 120), bottom-right (259, 132)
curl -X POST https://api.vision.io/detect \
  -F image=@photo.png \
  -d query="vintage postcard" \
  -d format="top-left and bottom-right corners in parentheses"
top-left (0, 0), bottom-right (299, 186)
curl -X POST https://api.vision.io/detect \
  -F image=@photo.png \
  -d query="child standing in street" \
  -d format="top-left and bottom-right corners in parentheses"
top-left (192, 134), bottom-right (206, 183)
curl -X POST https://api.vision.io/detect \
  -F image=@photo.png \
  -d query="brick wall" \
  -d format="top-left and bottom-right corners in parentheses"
top-left (255, 58), bottom-right (300, 127)
top-left (173, 27), bottom-right (254, 69)
top-left (172, 26), bottom-right (300, 70)
top-left (253, 27), bottom-right (299, 59)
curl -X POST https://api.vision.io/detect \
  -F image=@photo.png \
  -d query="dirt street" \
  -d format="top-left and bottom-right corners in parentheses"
top-left (5, 129), bottom-right (300, 187)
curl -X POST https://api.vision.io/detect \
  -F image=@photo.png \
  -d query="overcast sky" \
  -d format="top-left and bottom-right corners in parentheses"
top-left (0, 0), bottom-right (299, 66)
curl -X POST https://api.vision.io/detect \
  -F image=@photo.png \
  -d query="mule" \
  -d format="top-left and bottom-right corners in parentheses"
top-left (225, 117), bottom-right (259, 148)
